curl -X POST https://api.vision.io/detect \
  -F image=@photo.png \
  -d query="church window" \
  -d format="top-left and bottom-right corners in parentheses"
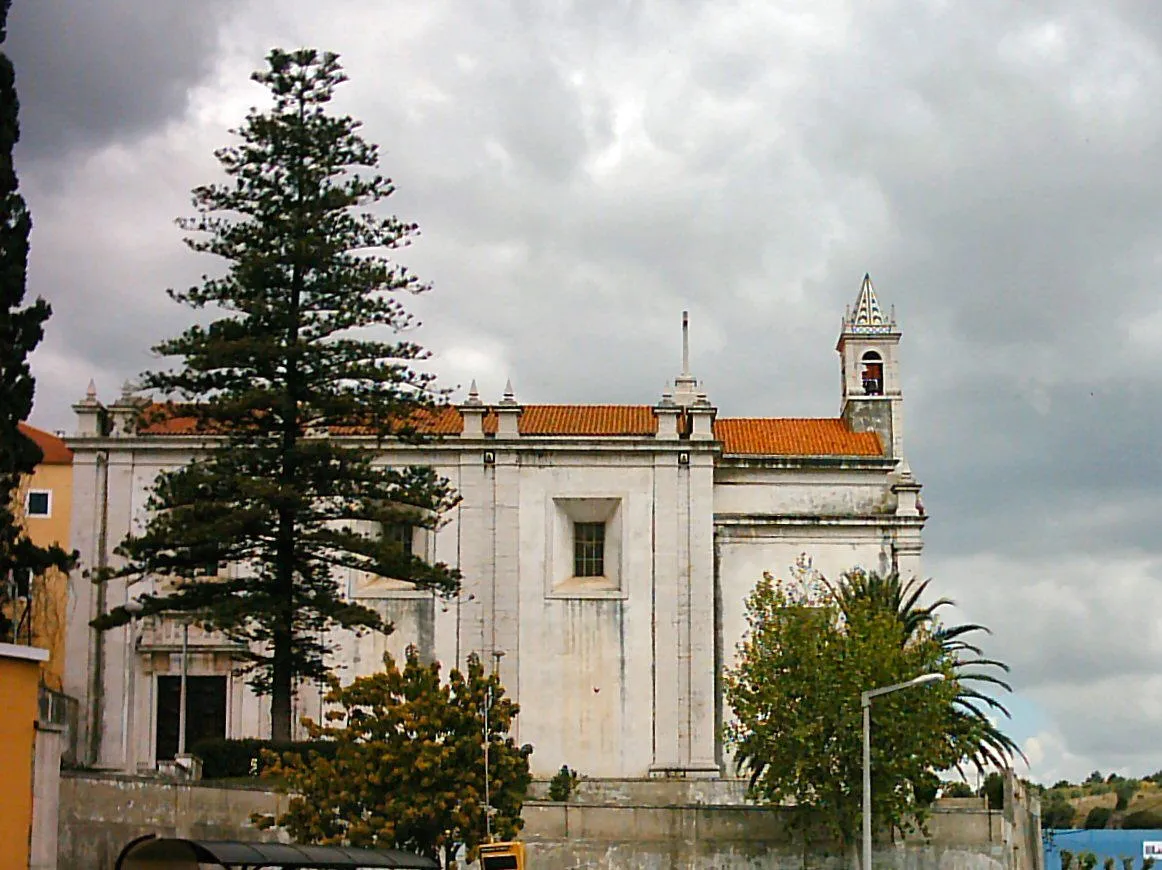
top-left (384, 522), bottom-right (414, 558)
top-left (573, 522), bottom-right (605, 577)
top-left (860, 351), bottom-right (883, 395)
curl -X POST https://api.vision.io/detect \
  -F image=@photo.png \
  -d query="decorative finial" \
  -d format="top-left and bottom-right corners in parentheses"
top-left (500, 379), bottom-right (516, 405)
top-left (86, 379), bottom-right (97, 400)
top-left (465, 379), bottom-right (482, 406)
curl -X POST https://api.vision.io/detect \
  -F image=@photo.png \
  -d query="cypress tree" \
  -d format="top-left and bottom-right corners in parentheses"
top-left (97, 49), bottom-right (461, 741)
top-left (0, 0), bottom-right (75, 641)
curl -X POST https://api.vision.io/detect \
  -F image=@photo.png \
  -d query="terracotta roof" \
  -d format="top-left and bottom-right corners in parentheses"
top-left (18, 423), bottom-right (73, 465)
top-left (132, 403), bottom-right (879, 455)
top-left (139, 403), bottom-right (658, 438)
top-left (714, 418), bottom-right (883, 457)
top-left (506, 405), bottom-right (658, 436)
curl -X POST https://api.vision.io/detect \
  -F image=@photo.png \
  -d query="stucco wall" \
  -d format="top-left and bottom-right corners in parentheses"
top-left (57, 773), bottom-right (1039, 870)
top-left (65, 432), bottom-right (913, 780)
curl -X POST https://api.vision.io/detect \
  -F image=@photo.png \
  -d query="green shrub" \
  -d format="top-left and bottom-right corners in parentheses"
top-left (1123, 809), bottom-right (1162, 829)
top-left (941, 781), bottom-right (976, 799)
top-left (1115, 780), bottom-right (1140, 811)
top-left (1079, 852), bottom-right (1099, 870)
top-left (548, 765), bottom-right (580, 802)
top-left (981, 772), bottom-right (1004, 810)
top-left (1084, 807), bottom-right (1113, 830)
top-left (190, 737), bottom-right (338, 779)
top-left (1042, 796), bottom-right (1076, 829)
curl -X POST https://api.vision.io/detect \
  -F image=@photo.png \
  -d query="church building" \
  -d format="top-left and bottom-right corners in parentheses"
top-left (62, 275), bottom-right (924, 779)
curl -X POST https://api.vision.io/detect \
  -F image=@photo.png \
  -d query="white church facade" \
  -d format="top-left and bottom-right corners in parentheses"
top-left (62, 276), bottom-right (925, 779)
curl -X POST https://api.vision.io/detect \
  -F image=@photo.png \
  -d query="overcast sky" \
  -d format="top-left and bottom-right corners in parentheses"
top-left (10, 1), bottom-right (1162, 785)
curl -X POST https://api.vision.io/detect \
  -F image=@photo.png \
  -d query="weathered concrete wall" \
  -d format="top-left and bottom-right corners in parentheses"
top-left (522, 802), bottom-right (1012, 870)
top-left (59, 773), bottom-right (1040, 870)
top-left (58, 773), bottom-right (289, 870)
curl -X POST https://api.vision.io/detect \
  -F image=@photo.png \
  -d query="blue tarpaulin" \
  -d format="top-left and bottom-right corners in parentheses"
top-left (1043, 829), bottom-right (1162, 870)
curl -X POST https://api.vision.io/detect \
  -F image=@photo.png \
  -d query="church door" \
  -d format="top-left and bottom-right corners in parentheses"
top-left (155, 675), bottom-right (227, 760)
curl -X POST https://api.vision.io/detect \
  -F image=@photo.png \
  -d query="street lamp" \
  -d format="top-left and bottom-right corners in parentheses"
top-left (484, 650), bottom-right (504, 842)
top-left (861, 673), bottom-right (945, 870)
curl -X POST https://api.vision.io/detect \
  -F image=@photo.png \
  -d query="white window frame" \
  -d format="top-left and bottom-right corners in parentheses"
top-left (547, 496), bottom-right (626, 599)
top-left (25, 488), bottom-right (51, 518)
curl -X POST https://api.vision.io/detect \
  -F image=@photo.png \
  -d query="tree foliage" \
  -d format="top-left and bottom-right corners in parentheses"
top-left (1083, 806), bottom-right (1112, 830)
top-left (941, 781), bottom-right (975, 799)
top-left (981, 771), bottom-right (1004, 810)
top-left (92, 48), bottom-right (461, 740)
top-left (829, 570), bottom-right (1023, 774)
top-left (0, 0), bottom-right (75, 641)
top-left (257, 648), bottom-right (532, 868)
top-left (1040, 793), bottom-right (1075, 829)
top-left (725, 571), bottom-right (962, 848)
top-left (1115, 779), bottom-right (1139, 811)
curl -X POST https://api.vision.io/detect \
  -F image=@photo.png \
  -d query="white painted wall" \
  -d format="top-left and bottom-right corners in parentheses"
top-left (65, 428), bottom-right (921, 779)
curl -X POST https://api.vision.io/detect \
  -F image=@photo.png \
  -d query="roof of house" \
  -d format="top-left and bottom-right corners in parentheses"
top-left (133, 403), bottom-right (882, 457)
top-left (19, 423), bottom-right (73, 465)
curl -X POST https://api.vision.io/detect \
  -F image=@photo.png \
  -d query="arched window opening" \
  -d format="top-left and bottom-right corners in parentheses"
top-left (860, 350), bottom-right (883, 395)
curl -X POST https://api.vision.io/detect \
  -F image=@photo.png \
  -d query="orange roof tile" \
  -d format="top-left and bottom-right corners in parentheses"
top-left (714, 418), bottom-right (882, 457)
top-left (512, 405), bottom-right (658, 436)
top-left (132, 403), bottom-right (879, 455)
top-left (19, 423), bottom-right (73, 465)
top-left (139, 403), bottom-right (658, 438)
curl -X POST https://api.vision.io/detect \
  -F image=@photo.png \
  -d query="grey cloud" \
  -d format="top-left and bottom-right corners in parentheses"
top-left (6, 0), bottom-right (233, 164)
top-left (17, 0), bottom-right (1162, 780)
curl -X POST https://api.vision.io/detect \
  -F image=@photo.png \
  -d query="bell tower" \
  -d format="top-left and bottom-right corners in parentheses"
top-left (836, 274), bottom-right (903, 457)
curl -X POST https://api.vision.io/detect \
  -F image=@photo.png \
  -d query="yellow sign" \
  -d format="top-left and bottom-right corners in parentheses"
top-left (478, 841), bottom-right (525, 870)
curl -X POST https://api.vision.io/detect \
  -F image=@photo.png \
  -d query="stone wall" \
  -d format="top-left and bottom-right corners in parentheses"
top-left (58, 773), bottom-right (289, 870)
top-left (58, 772), bottom-right (1041, 870)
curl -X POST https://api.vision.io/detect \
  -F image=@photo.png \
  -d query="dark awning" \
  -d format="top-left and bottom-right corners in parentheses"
top-left (114, 835), bottom-right (440, 869)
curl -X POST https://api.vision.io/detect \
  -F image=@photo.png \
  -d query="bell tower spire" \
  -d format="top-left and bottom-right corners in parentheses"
top-left (837, 274), bottom-right (903, 457)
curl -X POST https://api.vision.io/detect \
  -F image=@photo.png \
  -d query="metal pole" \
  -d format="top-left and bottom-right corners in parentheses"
top-left (177, 621), bottom-right (189, 756)
top-left (859, 674), bottom-right (942, 870)
top-left (484, 685), bottom-right (492, 841)
top-left (862, 698), bottom-right (872, 870)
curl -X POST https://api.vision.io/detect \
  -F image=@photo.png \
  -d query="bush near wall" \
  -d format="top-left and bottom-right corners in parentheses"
top-left (190, 738), bottom-right (337, 780)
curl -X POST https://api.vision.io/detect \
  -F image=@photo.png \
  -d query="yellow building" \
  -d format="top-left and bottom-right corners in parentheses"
top-left (12, 423), bottom-right (74, 691)
top-left (0, 643), bottom-right (49, 870)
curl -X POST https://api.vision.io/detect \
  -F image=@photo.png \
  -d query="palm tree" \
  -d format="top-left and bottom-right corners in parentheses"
top-left (829, 569), bottom-right (1026, 774)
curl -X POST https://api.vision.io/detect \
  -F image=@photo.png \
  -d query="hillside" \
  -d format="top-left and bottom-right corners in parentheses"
top-left (1043, 779), bottom-right (1162, 829)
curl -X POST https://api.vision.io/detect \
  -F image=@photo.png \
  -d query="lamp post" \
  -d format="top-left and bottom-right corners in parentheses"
top-left (861, 673), bottom-right (945, 870)
top-left (483, 650), bottom-right (504, 843)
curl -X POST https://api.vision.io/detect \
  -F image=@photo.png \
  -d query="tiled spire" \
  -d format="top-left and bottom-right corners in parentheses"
top-left (844, 273), bottom-right (896, 333)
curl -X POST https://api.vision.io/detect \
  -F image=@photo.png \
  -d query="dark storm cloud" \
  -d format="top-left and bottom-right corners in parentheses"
top-left (6, 0), bottom-right (233, 162)
top-left (15, 0), bottom-right (1162, 780)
